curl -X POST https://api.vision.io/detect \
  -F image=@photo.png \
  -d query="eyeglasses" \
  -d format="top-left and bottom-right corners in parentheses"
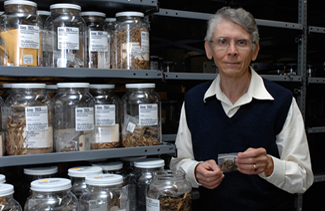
top-left (209, 38), bottom-right (255, 50)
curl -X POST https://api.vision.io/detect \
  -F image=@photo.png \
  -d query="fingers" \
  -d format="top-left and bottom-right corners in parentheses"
top-left (236, 148), bottom-right (269, 175)
top-left (195, 160), bottom-right (225, 189)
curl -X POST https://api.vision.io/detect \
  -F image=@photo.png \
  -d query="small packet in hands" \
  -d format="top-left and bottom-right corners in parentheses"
top-left (218, 153), bottom-right (238, 172)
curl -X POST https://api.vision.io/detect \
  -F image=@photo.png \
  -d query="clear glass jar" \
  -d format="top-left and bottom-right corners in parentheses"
top-left (121, 83), bottom-right (161, 147)
top-left (25, 178), bottom-right (78, 211)
top-left (68, 166), bottom-right (103, 199)
top-left (92, 161), bottom-right (124, 175)
top-left (112, 11), bottom-right (149, 70)
top-left (0, 174), bottom-right (5, 183)
top-left (44, 3), bottom-right (86, 68)
top-left (81, 12), bottom-right (109, 69)
top-left (120, 156), bottom-right (147, 175)
top-left (150, 56), bottom-right (159, 70)
top-left (1, 83), bottom-right (12, 102)
top-left (128, 158), bottom-right (165, 211)
top-left (37, 10), bottom-right (51, 26)
top-left (105, 18), bottom-right (115, 69)
top-left (46, 84), bottom-right (57, 99)
top-left (0, 183), bottom-right (22, 211)
top-left (0, 0), bottom-right (42, 67)
top-left (89, 84), bottom-right (120, 149)
top-left (79, 174), bottom-right (128, 211)
top-left (147, 170), bottom-right (192, 211)
top-left (4, 83), bottom-right (53, 155)
top-left (53, 83), bottom-right (95, 152)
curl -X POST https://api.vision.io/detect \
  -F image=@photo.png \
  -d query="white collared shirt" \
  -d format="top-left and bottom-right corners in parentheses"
top-left (170, 68), bottom-right (314, 194)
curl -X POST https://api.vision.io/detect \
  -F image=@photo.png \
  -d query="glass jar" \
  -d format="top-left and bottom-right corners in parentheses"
top-left (44, 3), bottom-right (86, 68)
top-left (68, 166), bottom-right (103, 199)
top-left (147, 170), bottom-right (192, 211)
top-left (120, 156), bottom-right (147, 175)
top-left (5, 83), bottom-right (53, 155)
top-left (81, 11), bottom-right (109, 69)
top-left (89, 84), bottom-right (120, 149)
top-left (0, 0), bottom-right (42, 67)
top-left (46, 84), bottom-right (57, 99)
top-left (92, 161), bottom-right (124, 175)
top-left (121, 83), bottom-right (161, 147)
top-left (53, 83), bottom-right (95, 152)
top-left (129, 158), bottom-right (165, 211)
top-left (25, 178), bottom-right (78, 211)
top-left (112, 11), bottom-right (149, 70)
top-left (150, 56), bottom-right (159, 70)
top-left (1, 83), bottom-right (11, 102)
top-left (0, 183), bottom-right (22, 211)
top-left (105, 18), bottom-right (115, 69)
top-left (79, 174), bottom-right (128, 211)
top-left (0, 174), bottom-right (5, 183)
top-left (37, 10), bottom-right (51, 27)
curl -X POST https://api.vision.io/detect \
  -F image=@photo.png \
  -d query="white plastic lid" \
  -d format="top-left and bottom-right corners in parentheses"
top-left (46, 85), bottom-right (58, 90)
top-left (0, 184), bottom-right (14, 197)
top-left (89, 84), bottom-right (115, 89)
top-left (24, 166), bottom-right (58, 176)
top-left (85, 174), bottom-right (123, 186)
top-left (57, 83), bottom-right (89, 88)
top-left (81, 11), bottom-right (106, 18)
top-left (116, 11), bottom-right (144, 18)
top-left (134, 158), bottom-right (165, 168)
top-left (4, 0), bottom-right (37, 7)
top-left (50, 3), bottom-right (81, 11)
top-left (92, 161), bottom-right (123, 171)
top-left (125, 83), bottom-right (155, 89)
top-left (68, 166), bottom-right (103, 178)
top-left (0, 174), bottom-right (6, 183)
top-left (120, 156), bottom-right (147, 162)
top-left (105, 18), bottom-right (116, 22)
top-left (2, 84), bottom-right (11, 88)
top-left (11, 83), bottom-right (46, 89)
top-left (30, 178), bottom-right (71, 192)
top-left (37, 10), bottom-right (51, 16)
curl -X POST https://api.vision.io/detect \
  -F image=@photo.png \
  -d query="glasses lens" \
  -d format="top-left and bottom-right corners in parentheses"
top-left (212, 38), bottom-right (252, 50)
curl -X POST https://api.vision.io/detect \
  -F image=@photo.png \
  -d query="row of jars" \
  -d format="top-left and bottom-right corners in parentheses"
top-left (0, 158), bottom-right (192, 211)
top-left (0, 82), bottom-right (161, 156)
top-left (0, 0), bottom-right (150, 69)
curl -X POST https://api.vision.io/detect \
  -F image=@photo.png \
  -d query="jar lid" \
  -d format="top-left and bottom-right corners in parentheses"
top-left (116, 11), bottom-right (144, 18)
top-left (37, 10), bottom-right (51, 16)
top-left (125, 83), bottom-right (155, 89)
top-left (0, 184), bottom-right (14, 197)
top-left (89, 84), bottom-right (115, 89)
top-left (57, 83), bottom-right (89, 88)
top-left (30, 178), bottom-right (71, 192)
top-left (85, 174), bottom-right (123, 186)
top-left (81, 11), bottom-right (106, 18)
top-left (92, 161), bottom-right (123, 171)
top-left (4, 0), bottom-right (37, 7)
top-left (24, 166), bottom-right (58, 176)
top-left (11, 83), bottom-right (46, 89)
top-left (120, 156), bottom-right (147, 162)
top-left (0, 174), bottom-right (6, 183)
top-left (105, 18), bottom-right (116, 22)
top-left (1, 83), bottom-right (11, 88)
top-left (50, 3), bottom-right (81, 11)
top-left (134, 158), bottom-right (165, 168)
top-left (46, 85), bottom-right (58, 90)
top-left (68, 166), bottom-right (103, 178)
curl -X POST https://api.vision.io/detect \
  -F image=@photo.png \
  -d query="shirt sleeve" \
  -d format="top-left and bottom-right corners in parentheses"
top-left (259, 97), bottom-right (314, 193)
top-left (169, 102), bottom-right (201, 188)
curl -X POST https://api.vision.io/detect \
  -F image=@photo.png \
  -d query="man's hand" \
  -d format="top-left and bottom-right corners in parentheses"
top-left (195, 159), bottom-right (224, 189)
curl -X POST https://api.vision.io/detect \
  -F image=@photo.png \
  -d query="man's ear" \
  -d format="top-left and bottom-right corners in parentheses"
top-left (205, 41), bottom-right (213, 60)
top-left (252, 43), bottom-right (260, 61)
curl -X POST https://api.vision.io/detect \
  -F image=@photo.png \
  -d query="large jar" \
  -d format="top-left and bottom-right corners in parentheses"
top-left (112, 11), bottom-right (149, 70)
top-left (129, 158), bottom-right (165, 211)
top-left (0, 0), bottom-right (42, 67)
top-left (121, 83), bottom-right (161, 147)
top-left (53, 83), bottom-right (95, 152)
top-left (68, 166), bottom-right (103, 199)
top-left (44, 3), bottom-right (86, 68)
top-left (25, 178), bottom-right (79, 211)
top-left (4, 83), bottom-right (53, 155)
top-left (81, 12), bottom-right (109, 69)
top-left (79, 174), bottom-right (128, 211)
top-left (89, 84), bottom-right (120, 149)
top-left (0, 183), bottom-right (22, 211)
top-left (146, 170), bottom-right (192, 211)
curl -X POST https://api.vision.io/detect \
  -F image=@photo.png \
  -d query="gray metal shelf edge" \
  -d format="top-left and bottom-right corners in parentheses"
top-left (0, 142), bottom-right (176, 167)
top-left (307, 126), bottom-right (325, 134)
top-left (309, 26), bottom-right (325, 34)
top-left (308, 77), bottom-right (325, 84)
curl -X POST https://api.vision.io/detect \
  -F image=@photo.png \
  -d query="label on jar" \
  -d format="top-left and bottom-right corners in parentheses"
top-left (75, 107), bottom-right (94, 131)
top-left (122, 42), bottom-right (149, 62)
top-left (79, 131), bottom-right (91, 151)
top-left (89, 199), bottom-right (108, 211)
top-left (23, 126), bottom-right (53, 148)
top-left (25, 106), bottom-right (48, 131)
top-left (19, 25), bottom-right (40, 49)
top-left (58, 27), bottom-right (79, 50)
top-left (23, 54), bottom-right (34, 65)
top-left (146, 197), bottom-right (160, 211)
top-left (95, 124), bottom-right (119, 143)
top-left (141, 32), bottom-right (149, 53)
top-left (139, 104), bottom-right (158, 126)
top-left (89, 31), bottom-right (108, 52)
top-left (126, 122), bottom-right (136, 133)
top-left (95, 104), bottom-right (115, 126)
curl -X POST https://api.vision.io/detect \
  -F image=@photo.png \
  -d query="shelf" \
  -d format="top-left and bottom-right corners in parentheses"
top-left (308, 26), bottom-right (325, 34)
top-left (0, 143), bottom-right (176, 167)
top-left (162, 134), bottom-right (176, 142)
top-left (307, 126), bottom-right (325, 134)
top-left (314, 174), bottom-right (325, 183)
top-left (308, 77), bottom-right (325, 84)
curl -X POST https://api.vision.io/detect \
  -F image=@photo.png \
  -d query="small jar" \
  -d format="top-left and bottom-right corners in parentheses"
top-left (112, 11), bottom-right (149, 70)
top-left (121, 83), bottom-right (161, 147)
top-left (44, 3), bottom-right (86, 68)
top-left (81, 11), bottom-right (109, 69)
top-left (79, 174), bottom-right (128, 211)
top-left (46, 84), bottom-right (57, 99)
top-left (150, 55), bottom-right (159, 70)
top-left (0, 183), bottom-right (22, 211)
top-left (25, 178), bottom-right (78, 211)
top-left (68, 166), bottom-right (103, 199)
top-left (0, 0), bottom-right (42, 67)
top-left (0, 174), bottom-right (5, 183)
top-left (129, 158), bottom-right (165, 211)
top-left (5, 83), bottom-right (53, 155)
top-left (147, 170), bottom-right (192, 211)
top-left (89, 84), bottom-right (120, 149)
top-left (53, 83), bottom-right (95, 152)
top-left (92, 161), bottom-right (124, 175)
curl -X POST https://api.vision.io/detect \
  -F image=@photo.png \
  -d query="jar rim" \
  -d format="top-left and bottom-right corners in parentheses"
top-left (0, 184), bottom-right (14, 197)
top-left (125, 83), bottom-right (155, 89)
top-left (81, 11), bottom-right (106, 18)
top-left (116, 11), bottom-right (144, 18)
top-left (134, 158), bottom-right (165, 168)
top-left (46, 85), bottom-right (58, 90)
top-left (30, 178), bottom-right (71, 192)
top-left (57, 82), bottom-right (89, 88)
top-left (0, 174), bottom-right (6, 183)
top-left (85, 174), bottom-right (123, 186)
top-left (24, 166), bottom-right (58, 176)
top-left (92, 161), bottom-right (123, 171)
top-left (1, 84), bottom-right (12, 88)
top-left (68, 166), bottom-right (103, 178)
top-left (105, 18), bottom-right (116, 22)
top-left (4, 0), bottom-right (37, 7)
top-left (50, 3), bottom-right (81, 11)
top-left (89, 84), bottom-right (115, 89)
top-left (37, 10), bottom-right (51, 16)
top-left (11, 83), bottom-right (46, 89)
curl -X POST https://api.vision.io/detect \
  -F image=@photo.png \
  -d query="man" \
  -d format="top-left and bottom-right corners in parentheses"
top-left (170, 7), bottom-right (313, 210)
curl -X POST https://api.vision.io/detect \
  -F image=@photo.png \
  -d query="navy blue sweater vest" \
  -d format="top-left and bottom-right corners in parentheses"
top-left (185, 78), bottom-right (295, 211)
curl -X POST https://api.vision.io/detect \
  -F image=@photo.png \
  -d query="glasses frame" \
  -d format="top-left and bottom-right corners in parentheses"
top-left (209, 37), bottom-right (256, 50)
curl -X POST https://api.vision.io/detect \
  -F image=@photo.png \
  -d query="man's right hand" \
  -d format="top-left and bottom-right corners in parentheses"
top-left (195, 159), bottom-right (224, 189)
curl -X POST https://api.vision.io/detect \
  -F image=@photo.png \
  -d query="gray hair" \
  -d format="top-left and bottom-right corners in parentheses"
top-left (205, 7), bottom-right (260, 49)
